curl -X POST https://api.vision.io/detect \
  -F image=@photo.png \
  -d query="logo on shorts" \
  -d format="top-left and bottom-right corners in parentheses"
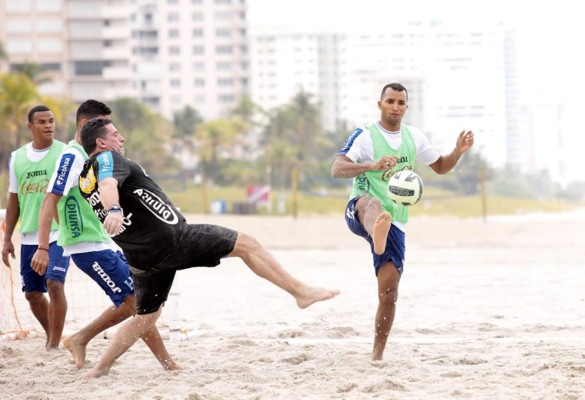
top-left (132, 188), bottom-right (178, 224)
top-left (92, 262), bottom-right (122, 293)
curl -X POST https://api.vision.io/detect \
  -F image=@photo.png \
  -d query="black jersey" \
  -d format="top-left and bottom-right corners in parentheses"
top-left (79, 150), bottom-right (186, 268)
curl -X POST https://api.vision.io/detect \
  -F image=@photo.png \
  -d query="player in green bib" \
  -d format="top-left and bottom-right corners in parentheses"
top-left (332, 83), bottom-right (474, 360)
top-left (31, 100), bottom-right (178, 372)
top-left (2, 105), bottom-right (70, 351)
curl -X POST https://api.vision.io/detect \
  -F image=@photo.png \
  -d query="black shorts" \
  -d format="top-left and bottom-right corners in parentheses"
top-left (132, 224), bottom-right (238, 314)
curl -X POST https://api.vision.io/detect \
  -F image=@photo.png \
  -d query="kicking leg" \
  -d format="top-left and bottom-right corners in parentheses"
top-left (356, 196), bottom-right (391, 255)
top-left (229, 232), bottom-right (339, 309)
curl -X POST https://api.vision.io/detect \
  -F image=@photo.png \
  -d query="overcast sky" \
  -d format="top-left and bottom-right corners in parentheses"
top-left (246, 0), bottom-right (585, 103)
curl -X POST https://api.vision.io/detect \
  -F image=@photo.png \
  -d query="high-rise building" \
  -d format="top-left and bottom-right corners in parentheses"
top-left (251, 22), bottom-right (509, 165)
top-left (0, 0), bottom-right (250, 119)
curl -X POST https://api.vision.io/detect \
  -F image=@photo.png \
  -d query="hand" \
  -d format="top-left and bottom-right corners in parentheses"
top-left (455, 130), bottom-right (474, 154)
top-left (373, 155), bottom-right (399, 171)
top-left (31, 249), bottom-right (49, 275)
top-left (103, 211), bottom-right (125, 236)
top-left (2, 241), bottom-right (15, 268)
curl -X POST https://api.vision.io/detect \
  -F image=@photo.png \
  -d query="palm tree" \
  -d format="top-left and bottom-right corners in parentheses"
top-left (0, 73), bottom-right (40, 151)
top-left (11, 63), bottom-right (52, 86)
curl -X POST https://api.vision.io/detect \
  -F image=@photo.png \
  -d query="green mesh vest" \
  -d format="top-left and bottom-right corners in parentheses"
top-left (14, 141), bottom-right (65, 233)
top-left (56, 141), bottom-right (112, 247)
top-left (350, 123), bottom-right (416, 223)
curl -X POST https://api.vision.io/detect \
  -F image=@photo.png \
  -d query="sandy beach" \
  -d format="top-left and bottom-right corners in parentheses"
top-left (1, 212), bottom-right (585, 399)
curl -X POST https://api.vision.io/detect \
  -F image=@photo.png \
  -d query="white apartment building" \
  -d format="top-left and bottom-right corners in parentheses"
top-left (251, 22), bottom-right (510, 166)
top-left (0, 0), bottom-right (250, 120)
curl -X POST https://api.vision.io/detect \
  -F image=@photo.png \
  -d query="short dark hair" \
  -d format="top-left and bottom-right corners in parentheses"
top-left (81, 117), bottom-right (112, 154)
top-left (76, 99), bottom-right (112, 123)
top-left (28, 105), bottom-right (51, 123)
top-left (380, 83), bottom-right (408, 101)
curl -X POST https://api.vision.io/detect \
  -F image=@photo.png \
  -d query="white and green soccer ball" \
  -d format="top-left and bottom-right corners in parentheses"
top-left (387, 170), bottom-right (423, 206)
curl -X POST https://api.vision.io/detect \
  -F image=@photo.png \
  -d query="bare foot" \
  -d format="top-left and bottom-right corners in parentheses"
top-left (296, 286), bottom-right (340, 309)
top-left (161, 358), bottom-right (183, 371)
top-left (84, 365), bottom-right (111, 379)
top-left (372, 212), bottom-right (391, 255)
top-left (63, 335), bottom-right (87, 369)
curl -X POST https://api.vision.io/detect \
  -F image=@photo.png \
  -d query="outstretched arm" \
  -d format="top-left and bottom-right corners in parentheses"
top-left (429, 130), bottom-right (474, 175)
top-left (331, 155), bottom-right (398, 179)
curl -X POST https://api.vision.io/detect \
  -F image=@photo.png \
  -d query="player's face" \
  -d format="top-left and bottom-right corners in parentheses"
top-left (28, 111), bottom-right (56, 142)
top-left (378, 88), bottom-right (408, 128)
top-left (98, 123), bottom-right (125, 155)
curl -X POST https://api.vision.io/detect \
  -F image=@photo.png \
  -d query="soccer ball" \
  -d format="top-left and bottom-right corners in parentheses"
top-left (387, 170), bottom-right (423, 206)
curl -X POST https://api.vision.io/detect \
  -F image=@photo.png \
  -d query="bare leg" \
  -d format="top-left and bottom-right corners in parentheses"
top-left (140, 326), bottom-right (182, 371)
top-left (46, 279), bottom-right (67, 350)
top-left (229, 233), bottom-right (339, 309)
top-left (355, 196), bottom-right (391, 255)
top-left (372, 213), bottom-right (391, 255)
top-left (85, 307), bottom-right (170, 378)
top-left (24, 291), bottom-right (50, 344)
top-left (63, 301), bottom-right (134, 368)
top-left (371, 262), bottom-right (400, 361)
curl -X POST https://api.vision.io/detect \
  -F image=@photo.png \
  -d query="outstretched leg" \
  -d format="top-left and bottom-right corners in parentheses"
top-left (371, 262), bottom-right (400, 361)
top-left (228, 232), bottom-right (339, 309)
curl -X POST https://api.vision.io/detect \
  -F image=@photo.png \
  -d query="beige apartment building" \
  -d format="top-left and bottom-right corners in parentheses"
top-left (0, 0), bottom-right (250, 119)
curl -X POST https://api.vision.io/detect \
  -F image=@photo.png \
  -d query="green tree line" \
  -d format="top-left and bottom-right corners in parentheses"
top-left (1, 62), bottom-right (583, 209)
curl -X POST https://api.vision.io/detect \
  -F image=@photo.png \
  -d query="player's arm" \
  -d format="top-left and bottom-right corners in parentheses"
top-left (98, 177), bottom-right (124, 236)
top-left (1, 192), bottom-right (20, 267)
top-left (331, 155), bottom-right (397, 179)
top-left (429, 130), bottom-right (474, 175)
top-left (31, 193), bottom-right (62, 275)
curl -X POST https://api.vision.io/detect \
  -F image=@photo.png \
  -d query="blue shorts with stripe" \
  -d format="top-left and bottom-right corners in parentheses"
top-left (344, 196), bottom-right (406, 275)
top-left (20, 242), bottom-right (70, 293)
top-left (72, 250), bottom-right (134, 307)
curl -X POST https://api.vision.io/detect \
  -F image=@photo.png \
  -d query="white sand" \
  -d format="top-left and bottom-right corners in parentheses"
top-left (2, 212), bottom-right (585, 399)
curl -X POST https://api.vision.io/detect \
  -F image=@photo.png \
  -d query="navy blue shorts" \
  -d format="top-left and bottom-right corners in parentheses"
top-left (72, 250), bottom-right (134, 307)
top-left (345, 196), bottom-right (405, 275)
top-left (20, 242), bottom-right (70, 293)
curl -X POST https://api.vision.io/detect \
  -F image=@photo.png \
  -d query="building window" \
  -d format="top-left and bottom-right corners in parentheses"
top-left (217, 78), bottom-right (233, 86)
top-left (193, 62), bottom-right (205, 71)
top-left (216, 45), bottom-right (232, 54)
top-left (169, 29), bottom-right (179, 38)
top-left (170, 79), bottom-right (181, 87)
top-left (216, 62), bottom-right (232, 70)
top-left (194, 79), bottom-right (205, 87)
top-left (168, 12), bottom-right (179, 22)
top-left (192, 29), bottom-right (203, 37)
top-left (74, 61), bottom-right (103, 76)
top-left (169, 63), bottom-right (181, 72)
top-left (169, 46), bottom-right (180, 55)
top-left (192, 12), bottom-right (203, 21)
top-left (218, 95), bottom-right (234, 103)
top-left (216, 28), bottom-right (231, 37)
top-left (193, 46), bottom-right (205, 55)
